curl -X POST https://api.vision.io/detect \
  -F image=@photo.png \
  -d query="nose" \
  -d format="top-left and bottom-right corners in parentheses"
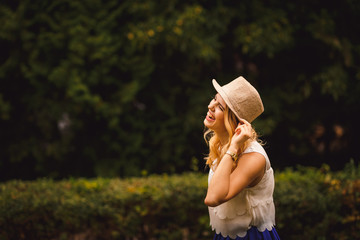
top-left (208, 99), bottom-right (215, 111)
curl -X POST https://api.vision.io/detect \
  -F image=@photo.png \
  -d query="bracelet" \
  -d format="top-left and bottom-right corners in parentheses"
top-left (225, 151), bottom-right (238, 162)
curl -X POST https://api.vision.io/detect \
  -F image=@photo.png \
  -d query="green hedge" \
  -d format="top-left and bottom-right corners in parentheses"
top-left (1, 163), bottom-right (359, 240)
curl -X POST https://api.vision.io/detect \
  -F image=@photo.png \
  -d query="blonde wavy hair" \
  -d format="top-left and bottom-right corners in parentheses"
top-left (204, 106), bottom-right (260, 169)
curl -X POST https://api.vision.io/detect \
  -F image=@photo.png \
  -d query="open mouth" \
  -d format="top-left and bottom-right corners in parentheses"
top-left (207, 112), bottom-right (215, 120)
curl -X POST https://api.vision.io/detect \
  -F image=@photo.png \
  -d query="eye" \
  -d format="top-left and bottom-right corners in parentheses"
top-left (214, 95), bottom-right (224, 111)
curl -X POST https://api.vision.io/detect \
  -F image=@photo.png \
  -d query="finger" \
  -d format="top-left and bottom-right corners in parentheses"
top-left (239, 118), bottom-right (251, 125)
top-left (235, 126), bottom-right (243, 135)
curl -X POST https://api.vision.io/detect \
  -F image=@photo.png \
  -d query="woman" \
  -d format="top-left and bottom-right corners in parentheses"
top-left (204, 76), bottom-right (280, 240)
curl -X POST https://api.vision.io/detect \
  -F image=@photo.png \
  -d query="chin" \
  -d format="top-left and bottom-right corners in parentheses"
top-left (203, 119), bottom-right (213, 130)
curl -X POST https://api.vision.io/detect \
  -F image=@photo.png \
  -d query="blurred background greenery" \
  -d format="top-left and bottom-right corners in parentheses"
top-left (0, 0), bottom-right (359, 180)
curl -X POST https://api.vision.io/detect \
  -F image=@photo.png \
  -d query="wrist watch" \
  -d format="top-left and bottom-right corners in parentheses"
top-left (225, 150), bottom-right (238, 161)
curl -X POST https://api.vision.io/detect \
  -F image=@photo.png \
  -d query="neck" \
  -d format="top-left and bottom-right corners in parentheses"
top-left (216, 130), bottom-right (229, 146)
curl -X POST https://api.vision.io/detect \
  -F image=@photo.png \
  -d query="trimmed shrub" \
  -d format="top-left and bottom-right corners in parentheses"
top-left (274, 161), bottom-right (360, 240)
top-left (1, 163), bottom-right (359, 240)
top-left (0, 173), bottom-right (210, 240)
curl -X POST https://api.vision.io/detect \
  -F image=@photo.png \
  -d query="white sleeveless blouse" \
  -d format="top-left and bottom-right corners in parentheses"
top-left (208, 141), bottom-right (276, 238)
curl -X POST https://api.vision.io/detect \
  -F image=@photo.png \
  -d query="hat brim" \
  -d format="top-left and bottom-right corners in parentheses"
top-left (212, 79), bottom-right (242, 121)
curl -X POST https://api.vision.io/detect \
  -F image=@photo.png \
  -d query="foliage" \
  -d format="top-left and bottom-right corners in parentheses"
top-left (1, 164), bottom-right (360, 240)
top-left (275, 165), bottom-right (340, 239)
top-left (0, 0), bottom-right (360, 179)
top-left (0, 172), bottom-right (210, 240)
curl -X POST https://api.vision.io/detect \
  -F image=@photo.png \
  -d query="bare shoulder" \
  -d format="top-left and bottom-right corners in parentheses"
top-left (239, 150), bottom-right (265, 165)
top-left (232, 152), bottom-right (266, 181)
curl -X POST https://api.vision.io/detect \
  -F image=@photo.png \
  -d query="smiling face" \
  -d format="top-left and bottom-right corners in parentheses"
top-left (204, 93), bottom-right (227, 134)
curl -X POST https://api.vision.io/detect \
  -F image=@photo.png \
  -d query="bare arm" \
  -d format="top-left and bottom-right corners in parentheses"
top-left (204, 119), bottom-right (266, 207)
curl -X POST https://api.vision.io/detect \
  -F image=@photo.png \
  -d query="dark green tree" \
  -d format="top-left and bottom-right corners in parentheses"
top-left (0, 0), bottom-right (359, 180)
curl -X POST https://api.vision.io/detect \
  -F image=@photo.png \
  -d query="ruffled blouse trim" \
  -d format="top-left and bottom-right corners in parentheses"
top-left (209, 199), bottom-right (276, 238)
top-left (211, 199), bottom-right (273, 220)
top-left (213, 224), bottom-right (277, 239)
top-left (250, 198), bottom-right (273, 208)
top-left (212, 206), bottom-right (248, 220)
top-left (211, 224), bottom-right (275, 238)
top-left (255, 224), bottom-right (276, 233)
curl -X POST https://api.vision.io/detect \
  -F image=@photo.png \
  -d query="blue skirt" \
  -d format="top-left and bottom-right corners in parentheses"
top-left (213, 226), bottom-right (280, 240)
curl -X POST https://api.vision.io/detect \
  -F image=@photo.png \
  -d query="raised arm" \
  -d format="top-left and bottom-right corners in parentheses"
top-left (204, 120), bottom-right (266, 207)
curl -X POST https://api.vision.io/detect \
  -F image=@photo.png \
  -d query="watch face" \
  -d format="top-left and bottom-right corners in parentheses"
top-left (226, 151), bottom-right (237, 161)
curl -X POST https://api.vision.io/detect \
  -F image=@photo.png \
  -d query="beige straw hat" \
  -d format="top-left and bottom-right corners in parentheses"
top-left (212, 76), bottom-right (264, 123)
